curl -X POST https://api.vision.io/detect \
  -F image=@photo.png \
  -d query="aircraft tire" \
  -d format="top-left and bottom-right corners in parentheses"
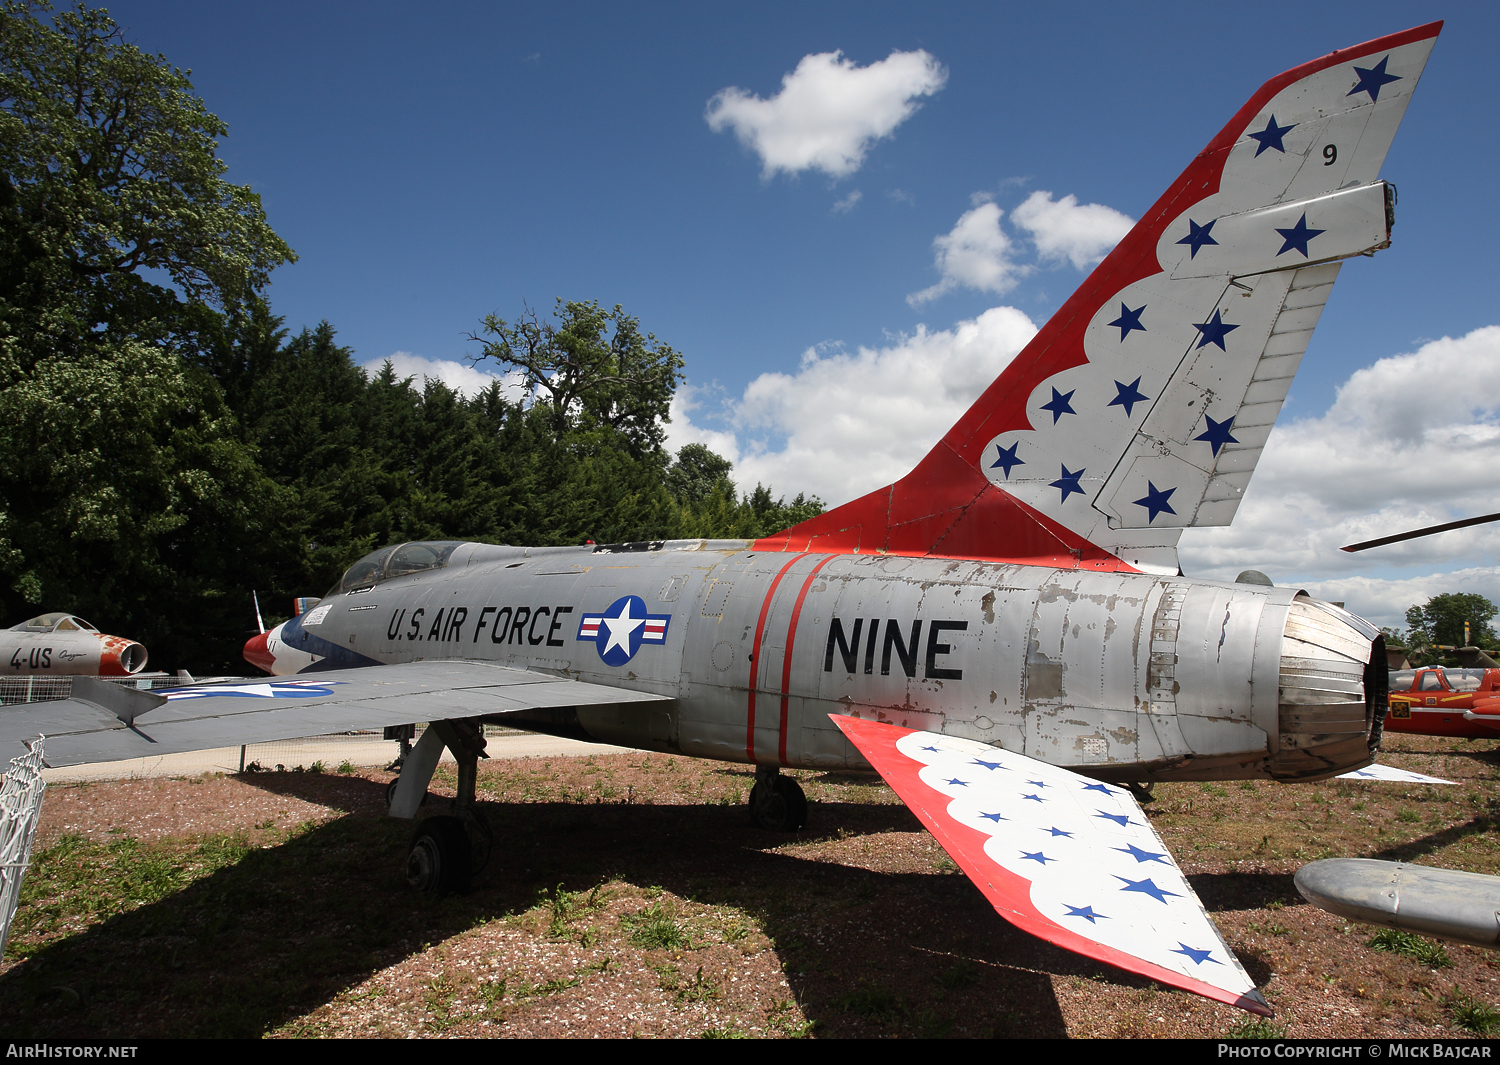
top-left (749, 777), bottom-right (808, 832)
top-left (406, 815), bottom-right (471, 895)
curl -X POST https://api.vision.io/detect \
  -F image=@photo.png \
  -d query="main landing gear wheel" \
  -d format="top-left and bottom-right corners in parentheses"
top-left (406, 815), bottom-right (472, 895)
top-left (749, 772), bottom-right (808, 832)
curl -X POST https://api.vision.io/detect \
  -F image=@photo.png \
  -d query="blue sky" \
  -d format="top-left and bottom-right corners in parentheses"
top-left (98, 1), bottom-right (1500, 627)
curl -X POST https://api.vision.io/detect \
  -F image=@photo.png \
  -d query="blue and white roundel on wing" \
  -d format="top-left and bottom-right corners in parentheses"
top-left (162, 682), bottom-right (343, 701)
top-left (894, 731), bottom-right (1256, 996)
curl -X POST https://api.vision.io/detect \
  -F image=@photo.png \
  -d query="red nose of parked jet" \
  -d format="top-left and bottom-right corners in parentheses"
top-left (243, 631), bottom-right (275, 674)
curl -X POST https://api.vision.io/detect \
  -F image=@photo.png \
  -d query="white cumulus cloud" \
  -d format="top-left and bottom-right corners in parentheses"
top-left (1179, 325), bottom-right (1500, 628)
top-left (706, 50), bottom-right (947, 179)
top-left (1011, 190), bottom-right (1135, 269)
top-left (670, 305), bottom-right (1500, 632)
top-left (364, 352), bottom-right (526, 400)
top-left (666, 306), bottom-right (1038, 504)
top-left (908, 202), bottom-right (1025, 306)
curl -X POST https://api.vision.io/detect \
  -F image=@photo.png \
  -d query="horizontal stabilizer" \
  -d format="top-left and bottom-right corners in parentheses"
top-left (831, 714), bottom-right (1270, 1015)
top-left (1336, 763), bottom-right (1456, 785)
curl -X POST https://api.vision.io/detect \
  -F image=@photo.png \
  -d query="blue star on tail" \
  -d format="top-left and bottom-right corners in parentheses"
top-left (1108, 303), bottom-right (1146, 341)
top-left (1347, 55), bottom-right (1401, 102)
top-left (1132, 482), bottom-right (1177, 523)
top-left (1195, 415), bottom-right (1238, 456)
top-left (1247, 114), bottom-right (1295, 155)
top-left (1177, 218), bottom-right (1218, 258)
top-left (1109, 377), bottom-right (1150, 418)
top-left (990, 442), bottom-right (1023, 479)
top-left (1193, 309), bottom-right (1239, 351)
top-left (1039, 388), bottom-right (1076, 424)
top-left (1051, 464), bottom-right (1085, 503)
top-left (1275, 213), bottom-right (1325, 257)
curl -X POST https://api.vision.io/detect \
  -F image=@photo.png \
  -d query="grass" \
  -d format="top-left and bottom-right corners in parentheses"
top-left (1444, 988), bottom-right (1500, 1034)
top-left (5, 734), bottom-right (1498, 1039)
top-left (625, 901), bottom-right (685, 950)
top-left (537, 882), bottom-right (605, 938)
top-left (1224, 1016), bottom-right (1287, 1039)
top-left (936, 959), bottom-right (977, 991)
top-left (1368, 928), bottom-right (1453, 969)
top-left (835, 981), bottom-right (905, 1022)
top-left (9, 833), bottom-right (253, 955)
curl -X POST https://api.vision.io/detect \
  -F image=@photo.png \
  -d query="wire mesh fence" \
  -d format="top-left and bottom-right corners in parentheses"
top-left (0, 736), bottom-right (45, 959)
top-left (1, 676), bottom-right (534, 780)
top-left (0, 674), bottom-right (225, 705)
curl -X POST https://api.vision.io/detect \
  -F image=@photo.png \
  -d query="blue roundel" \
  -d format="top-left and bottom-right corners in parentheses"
top-left (576, 595), bottom-right (671, 666)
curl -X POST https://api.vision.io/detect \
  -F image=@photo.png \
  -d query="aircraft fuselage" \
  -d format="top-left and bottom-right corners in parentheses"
top-left (258, 540), bottom-right (1384, 783)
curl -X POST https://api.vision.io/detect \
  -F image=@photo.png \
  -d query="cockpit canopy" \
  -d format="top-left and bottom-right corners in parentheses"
top-left (8, 612), bottom-right (99, 633)
top-left (1390, 666), bottom-right (1490, 693)
top-left (324, 541), bottom-right (466, 598)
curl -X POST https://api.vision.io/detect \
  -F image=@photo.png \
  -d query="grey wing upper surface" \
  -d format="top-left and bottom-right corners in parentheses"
top-left (0, 661), bottom-right (672, 767)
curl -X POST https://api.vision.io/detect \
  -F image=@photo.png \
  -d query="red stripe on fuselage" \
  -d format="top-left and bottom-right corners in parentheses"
top-left (779, 556), bottom-right (836, 765)
top-left (746, 553), bottom-right (811, 762)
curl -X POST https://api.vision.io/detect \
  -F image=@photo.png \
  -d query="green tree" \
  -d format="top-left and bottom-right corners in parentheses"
top-left (1405, 593), bottom-right (1498, 649)
top-left (469, 300), bottom-right (684, 457)
top-left (0, 3), bottom-right (294, 670)
top-left (0, 1), bottom-right (294, 361)
top-left (666, 443), bottom-right (735, 504)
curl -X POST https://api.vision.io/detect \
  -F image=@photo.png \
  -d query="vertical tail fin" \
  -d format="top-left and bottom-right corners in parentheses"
top-left (758, 24), bottom-right (1441, 573)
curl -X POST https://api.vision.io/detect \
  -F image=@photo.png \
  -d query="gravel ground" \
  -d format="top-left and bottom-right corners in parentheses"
top-left (1, 732), bottom-right (1497, 1039)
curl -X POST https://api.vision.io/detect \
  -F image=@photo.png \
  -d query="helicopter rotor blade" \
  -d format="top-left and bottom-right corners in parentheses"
top-left (1341, 512), bottom-right (1500, 553)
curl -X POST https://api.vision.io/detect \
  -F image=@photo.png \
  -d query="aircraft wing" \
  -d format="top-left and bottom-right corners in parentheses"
top-left (831, 714), bottom-right (1270, 1016)
top-left (0, 661), bottom-right (673, 768)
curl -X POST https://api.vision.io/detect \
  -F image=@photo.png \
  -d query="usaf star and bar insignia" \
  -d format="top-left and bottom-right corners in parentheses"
top-left (577, 595), bottom-right (671, 666)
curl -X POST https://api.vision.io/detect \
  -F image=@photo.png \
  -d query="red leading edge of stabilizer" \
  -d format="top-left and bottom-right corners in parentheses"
top-left (757, 23), bottom-right (1442, 568)
top-left (830, 714), bottom-right (1273, 1016)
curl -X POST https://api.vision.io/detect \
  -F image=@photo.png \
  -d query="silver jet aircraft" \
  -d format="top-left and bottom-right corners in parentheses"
top-left (3, 22), bottom-right (1447, 1016)
top-left (1, 613), bottom-right (148, 677)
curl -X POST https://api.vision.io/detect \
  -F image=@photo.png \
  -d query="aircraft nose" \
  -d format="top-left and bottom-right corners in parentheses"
top-left (243, 630), bottom-right (275, 674)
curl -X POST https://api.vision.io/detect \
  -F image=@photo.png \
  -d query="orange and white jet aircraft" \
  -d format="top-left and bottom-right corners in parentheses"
top-left (3, 23), bottom-right (1448, 1017)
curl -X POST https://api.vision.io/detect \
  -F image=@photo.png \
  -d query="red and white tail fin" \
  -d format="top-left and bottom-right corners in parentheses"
top-left (758, 24), bottom-right (1441, 574)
